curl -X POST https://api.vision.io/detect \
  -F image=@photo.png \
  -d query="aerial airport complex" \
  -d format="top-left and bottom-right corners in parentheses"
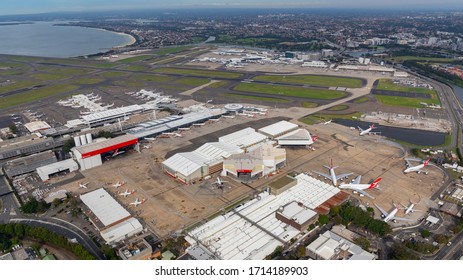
top-left (0, 44), bottom-right (461, 260)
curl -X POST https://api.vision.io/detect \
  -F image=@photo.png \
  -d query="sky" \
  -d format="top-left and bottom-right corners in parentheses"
top-left (1, 0), bottom-right (463, 15)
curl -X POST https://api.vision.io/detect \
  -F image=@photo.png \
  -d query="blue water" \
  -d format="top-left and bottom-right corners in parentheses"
top-left (450, 83), bottom-right (463, 106)
top-left (0, 21), bottom-right (134, 58)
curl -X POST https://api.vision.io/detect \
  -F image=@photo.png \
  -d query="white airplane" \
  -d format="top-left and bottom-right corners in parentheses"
top-left (323, 119), bottom-right (333, 125)
top-left (144, 137), bottom-right (156, 141)
top-left (206, 99), bottom-right (213, 103)
top-left (130, 198), bottom-right (145, 207)
top-left (192, 123), bottom-right (205, 126)
top-left (79, 182), bottom-right (89, 189)
top-left (400, 200), bottom-right (423, 215)
top-left (222, 115), bottom-right (235, 119)
top-left (311, 159), bottom-right (352, 186)
top-left (375, 203), bottom-right (413, 223)
top-left (358, 124), bottom-right (377, 136)
top-left (212, 177), bottom-right (228, 188)
top-left (339, 176), bottom-right (382, 199)
top-left (119, 189), bottom-right (134, 197)
top-left (112, 149), bottom-right (125, 157)
top-left (142, 144), bottom-right (151, 149)
top-left (113, 181), bottom-right (125, 188)
top-left (404, 158), bottom-right (430, 174)
top-left (162, 132), bottom-right (182, 137)
top-left (178, 127), bottom-right (191, 131)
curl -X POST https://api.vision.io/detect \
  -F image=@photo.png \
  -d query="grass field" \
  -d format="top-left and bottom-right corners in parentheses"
top-left (208, 81), bottom-right (229, 88)
top-left (71, 77), bottom-right (104, 85)
top-left (148, 56), bottom-right (185, 65)
top-left (0, 84), bottom-right (78, 109)
top-left (301, 102), bottom-right (319, 108)
top-left (98, 71), bottom-right (127, 78)
top-left (36, 65), bottom-right (92, 75)
top-left (0, 81), bottom-right (39, 94)
top-left (327, 105), bottom-right (349, 111)
top-left (31, 73), bottom-right (67, 81)
top-left (154, 67), bottom-right (243, 79)
top-left (118, 55), bottom-right (153, 63)
top-left (234, 83), bottom-right (346, 99)
top-left (352, 96), bottom-right (369, 103)
top-left (375, 95), bottom-right (440, 108)
top-left (375, 79), bottom-right (440, 108)
top-left (220, 93), bottom-right (290, 103)
top-left (300, 112), bottom-right (362, 125)
top-left (389, 56), bottom-right (455, 63)
top-left (153, 46), bottom-right (192, 56)
top-left (253, 75), bottom-right (363, 88)
top-left (122, 65), bottom-right (150, 71)
top-left (376, 79), bottom-right (436, 94)
top-left (175, 77), bottom-right (210, 86)
top-left (131, 74), bottom-right (173, 83)
top-left (0, 62), bottom-right (29, 75)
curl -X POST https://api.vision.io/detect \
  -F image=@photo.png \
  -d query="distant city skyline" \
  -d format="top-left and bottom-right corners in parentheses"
top-left (1, 0), bottom-right (463, 16)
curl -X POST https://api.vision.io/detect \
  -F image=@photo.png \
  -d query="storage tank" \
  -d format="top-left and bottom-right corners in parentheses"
top-left (74, 136), bottom-right (82, 147)
top-left (85, 133), bottom-right (93, 144)
top-left (80, 134), bottom-right (87, 145)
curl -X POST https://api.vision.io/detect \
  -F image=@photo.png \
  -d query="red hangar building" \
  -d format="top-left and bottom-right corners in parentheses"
top-left (71, 134), bottom-right (138, 170)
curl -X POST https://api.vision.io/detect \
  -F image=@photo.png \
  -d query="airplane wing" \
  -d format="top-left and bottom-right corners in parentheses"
top-left (391, 216), bottom-right (413, 222)
top-left (335, 172), bottom-right (353, 181)
top-left (374, 204), bottom-right (389, 217)
top-left (311, 170), bottom-right (332, 181)
top-left (352, 175), bottom-right (362, 185)
top-left (357, 189), bottom-right (375, 199)
top-left (405, 160), bottom-right (413, 167)
top-left (357, 126), bottom-right (363, 132)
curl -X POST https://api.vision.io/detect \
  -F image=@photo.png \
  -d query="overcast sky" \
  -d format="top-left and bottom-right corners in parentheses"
top-left (1, 0), bottom-right (463, 15)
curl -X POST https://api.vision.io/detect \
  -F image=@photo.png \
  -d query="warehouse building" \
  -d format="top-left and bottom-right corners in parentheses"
top-left (0, 134), bottom-right (58, 160)
top-left (275, 201), bottom-right (318, 231)
top-left (162, 141), bottom-right (242, 184)
top-left (222, 143), bottom-right (286, 181)
top-left (36, 159), bottom-right (79, 181)
top-left (218, 127), bottom-right (267, 149)
top-left (3, 151), bottom-right (57, 179)
top-left (258, 120), bottom-right (299, 139)
top-left (306, 230), bottom-right (376, 260)
top-left (276, 128), bottom-right (315, 147)
top-left (23, 121), bottom-right (52, 133)
top-left (186, 173), bottom-right (342, 260)
top-left (71, 134), bottom-right (138, 171)
top-left (80, 188), bottom-right (143, 244)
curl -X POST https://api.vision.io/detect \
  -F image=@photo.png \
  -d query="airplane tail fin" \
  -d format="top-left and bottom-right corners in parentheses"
top-left (312, 135), bottom-right (318, 141)
top-left (370, 124), bottom-right (375, 129)
top-left (368, 178), bottom-right (382, 189)
top-left (424, 158), bottom-right (430, 166)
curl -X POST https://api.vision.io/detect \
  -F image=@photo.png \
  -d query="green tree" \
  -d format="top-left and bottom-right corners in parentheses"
top-left (20, 197), bottom-right (39, 213)
top-left (434, 234), bottom-right (449, 244)
top-left (318, 214), bottom-right (329, 225)
top-left (353, 236), bottom-right (370, 251)
top-left (62, 139), bottom-right (75, 153)
top-left (390, 243), bottom-right (419, 260)
top-left (421, 229), bottom-right (431, 238)
top-left (101, 244), bottom-right (119, 260)
top-left (52, 198), bottom-right (62, 207)
top-left (295, 245), bottom-right (306, 259)
top-left (8, 124), bottom-right (18, 134)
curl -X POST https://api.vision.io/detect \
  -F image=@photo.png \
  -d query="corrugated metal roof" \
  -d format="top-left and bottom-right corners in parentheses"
top-left (187, 174), bottom-right (339, 260)
top-left (81, 105), bottom-right (143, 123)
top-left (163, 152), bottom-right (210, 176)
top-left (73, 134), bottom-right (137, 156)
top-left (80, 188), bottom-right (131, 227)
top-left (195, 142), bottom-right (242, 159)
top-left (36, 158), bottom-right (78, 174)
top-left (219, 128), bottom-right (267, 148)
top-left (100, 217), bottom-right (143, 244)
top-left (258, 121), bottom-right (298, 137)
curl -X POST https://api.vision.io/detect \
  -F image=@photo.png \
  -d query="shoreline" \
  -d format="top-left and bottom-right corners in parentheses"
top-left (113, 31), bottom-right (137, 48)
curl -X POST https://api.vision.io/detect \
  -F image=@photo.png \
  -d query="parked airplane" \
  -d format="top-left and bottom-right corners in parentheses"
top-left (404, 158), bottom-right (430, 174)
top-left (161, 132), bottom-right (182, 137)
top-left (192, 123), bottom-right (205, 126)
top-left (358, 124), bottom-right (377, 136)
top-left (144, 137), bottom-right (156, 142)
top-left (323, 119), bottom-right (333, 125)
top-left (312, 135), bottom-right (319, 142)
top-left (119, 189), bottom-right (134, 197)
top-left (113, 181), bottom-right (125, 188)
top-left (311, 159), bottom-right (352, 186)
top-left (112, 149), bottom-right (125, 157)
top-left (375, 203), bottom-right (413, 223)
top-left (130, 198), bottom-right (145, 207)
top-left (222, 115), bottom-right (235, 119)
top-left (79, 182), bottom-right (89, 189)
top-left (142, 144), bottom-right (151, 149)
top-left (178, 127), bottom-right (191, 131)
top-left (400, 200), bottom-right (423, 215)
top-left (338, 176), bottom-right (382, 199)
top-left (212, 177), bottom-right (228, 188)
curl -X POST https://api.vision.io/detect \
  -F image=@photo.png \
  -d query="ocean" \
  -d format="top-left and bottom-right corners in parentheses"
top-left (0, 21), bottom-right (134, 58)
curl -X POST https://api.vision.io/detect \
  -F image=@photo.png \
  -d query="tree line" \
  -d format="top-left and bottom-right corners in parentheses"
top-left (0, 223), bottom-right (95, 260)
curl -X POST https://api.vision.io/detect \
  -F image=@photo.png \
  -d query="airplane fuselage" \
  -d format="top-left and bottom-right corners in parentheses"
top-left (405, 204), bottom-right (415, 215)
top-left (404, 164), bottom-right (425, 173)
top-left (384, 208), bottom-right (399, 222)
top-left (339, 183), bottom-right (370, 191)
top-left (330, 168), bottom-right (337, 186)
